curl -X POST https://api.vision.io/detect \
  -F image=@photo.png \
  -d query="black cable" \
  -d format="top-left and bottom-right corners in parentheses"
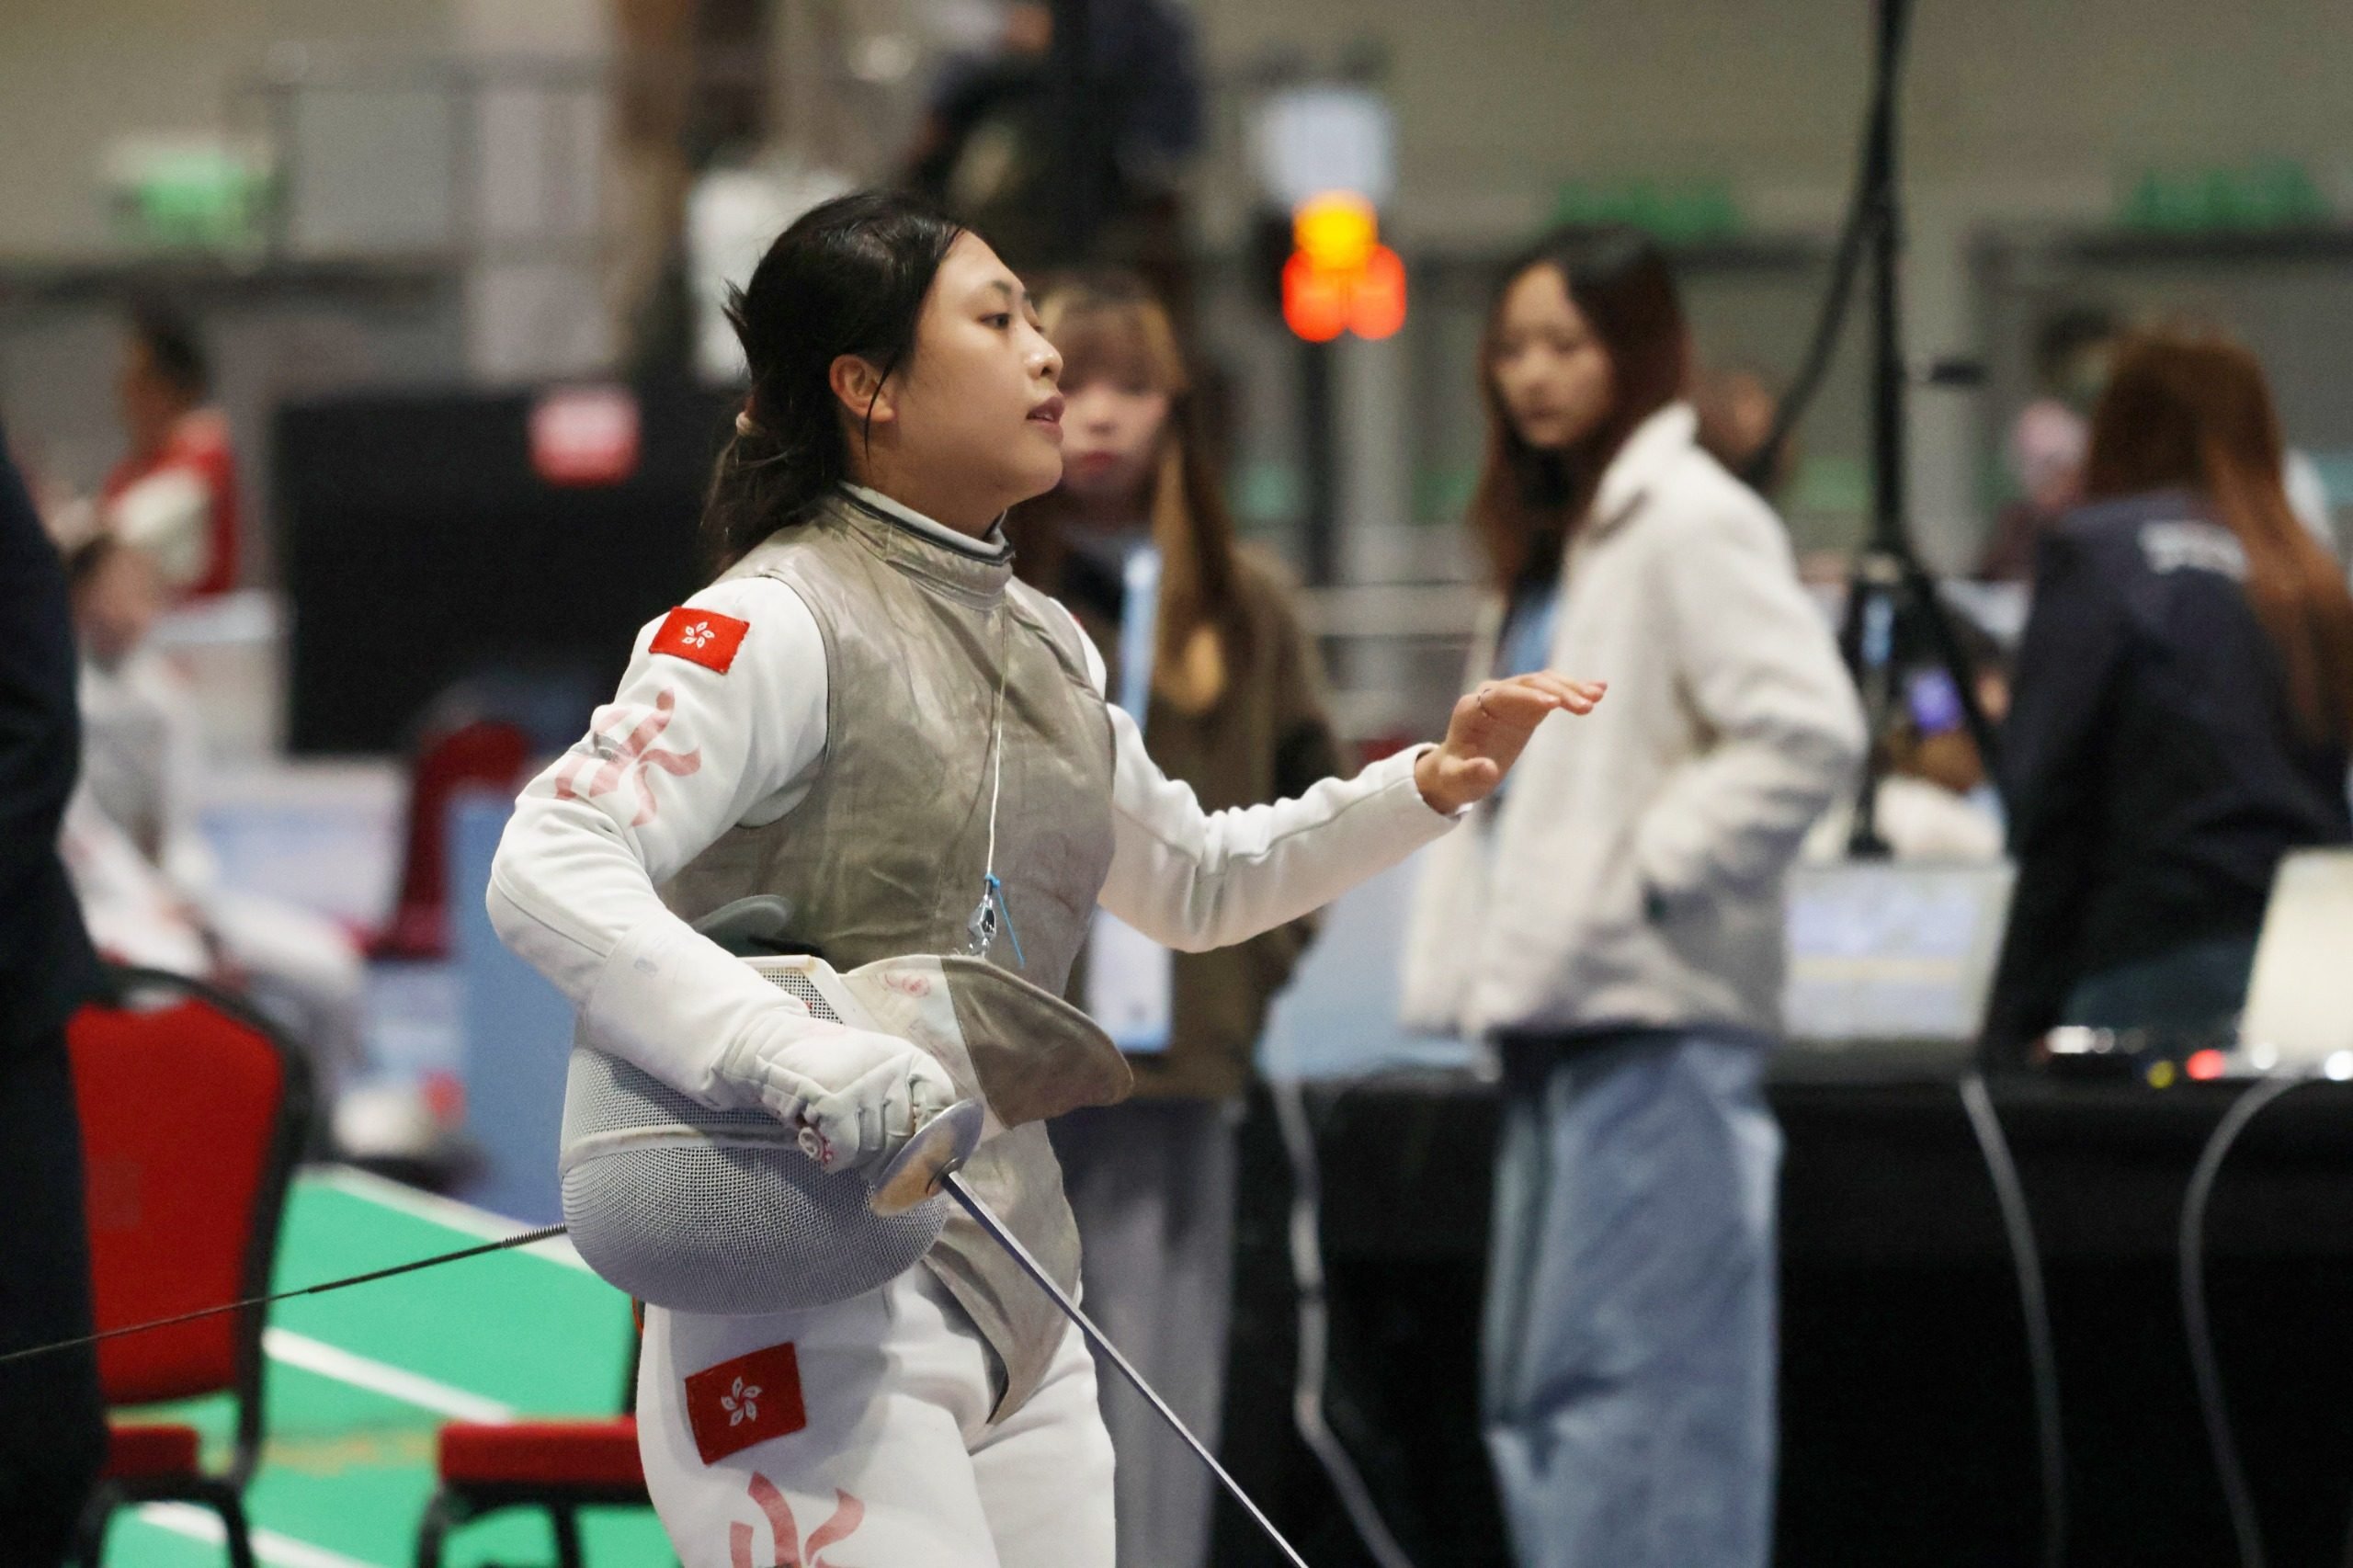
top-left (2342, 1470), bottom-right (2353, 1568)
top-left (1959, 1072), bottom-right (2066, 1568)
top-left (2180, 1073), bottom-right (2310, 1568)
top-left (0, 1223), bottom-right (572, 1369)
top-left (1266, 1064), bottom-right (1424, 1568)
top-left (1739, 0), bottom-right (1909, 496)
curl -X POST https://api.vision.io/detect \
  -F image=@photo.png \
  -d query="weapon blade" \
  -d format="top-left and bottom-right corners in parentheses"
top-left (939, 1171), bottom-right (1313, 1568)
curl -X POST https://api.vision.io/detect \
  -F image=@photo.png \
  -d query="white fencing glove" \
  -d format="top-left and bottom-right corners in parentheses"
top-left (718, 1017), bottom-right (959, 1174)
top-left (580, 916), bottom-right (961, 1176)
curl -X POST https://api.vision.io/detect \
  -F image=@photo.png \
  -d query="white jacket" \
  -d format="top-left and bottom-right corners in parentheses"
top-left (1404, 403), bottom-right (1865, 1040)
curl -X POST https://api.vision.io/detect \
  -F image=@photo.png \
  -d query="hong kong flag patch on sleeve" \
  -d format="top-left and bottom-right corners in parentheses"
top-left (685, 1342), bottom-right (807, 1464)
top-left (652, 607), bottom-right (750, 674)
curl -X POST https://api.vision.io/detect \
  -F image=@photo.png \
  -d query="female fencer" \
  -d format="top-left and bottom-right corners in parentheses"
top-left (487, 190), bottom-right (1602, 1568)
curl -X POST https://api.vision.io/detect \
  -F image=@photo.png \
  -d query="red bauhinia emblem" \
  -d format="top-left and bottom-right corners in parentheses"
top-left (652, 606), bottom-right (750, 673)
top-left (551, 688), bottom-right (701, 824)
top-left (684, 1342), bottom-right (807, 1464)
top-left (729, 1475), bottom-right (864, 1568)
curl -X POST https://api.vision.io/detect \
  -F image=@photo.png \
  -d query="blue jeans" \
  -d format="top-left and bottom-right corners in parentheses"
top-left (1482, 1028), bottom-right (1782, 1568)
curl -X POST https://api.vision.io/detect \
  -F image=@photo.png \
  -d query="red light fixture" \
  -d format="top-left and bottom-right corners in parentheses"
top-left (1281, 193), bottom-right (1407, 343)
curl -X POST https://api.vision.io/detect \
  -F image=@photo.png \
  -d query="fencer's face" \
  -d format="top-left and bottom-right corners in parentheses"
top-left (1491, 264), bottom-right (1615, 453)
top-left (117, 338), bottom-right (183, 449)
top-left (859, 233), bottom-right (1065, 520)
top-left (1057, 369), bottom-right (1171, 517)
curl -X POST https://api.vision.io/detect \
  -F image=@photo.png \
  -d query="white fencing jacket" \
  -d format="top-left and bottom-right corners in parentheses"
top-left (489, 486), bottom-right (1461, 1113)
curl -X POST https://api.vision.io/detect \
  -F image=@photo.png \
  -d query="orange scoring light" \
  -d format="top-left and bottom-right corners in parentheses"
top-left (1351, 244), bottom-right (1407, 340)
top-left (1281, 249), bottom-right (1351, 342)
top-left (2184, 1049), bottom-right (2229, 1082)
top-left (1282, 192), bottom-right (1406, 343)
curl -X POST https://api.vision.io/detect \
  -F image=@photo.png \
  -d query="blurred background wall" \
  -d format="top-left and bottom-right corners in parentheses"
top-left (6, 0), bottom-right (2352, 565)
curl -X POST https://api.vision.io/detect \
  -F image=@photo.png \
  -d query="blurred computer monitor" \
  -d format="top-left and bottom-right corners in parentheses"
top-left (2240, 849), bottom-right (2353, 1069)
top-left (1783, 860), bottom-right (2017, 1046)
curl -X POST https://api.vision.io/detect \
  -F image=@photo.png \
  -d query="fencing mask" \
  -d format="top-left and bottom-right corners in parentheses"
top-left (558, 903), bottom-right (1129, 1315)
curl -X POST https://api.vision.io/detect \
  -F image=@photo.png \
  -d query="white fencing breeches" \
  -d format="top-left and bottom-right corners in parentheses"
top-left (639, 1267), bottom-right (1117, 1568)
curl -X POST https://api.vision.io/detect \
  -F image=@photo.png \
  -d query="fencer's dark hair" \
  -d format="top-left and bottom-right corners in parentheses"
top-left (129, 302), bottom-right (210, 400)
top-left (701, 190), bottom-right (966, 570)
top-left (1468, 224), bottom-right (1688, 593)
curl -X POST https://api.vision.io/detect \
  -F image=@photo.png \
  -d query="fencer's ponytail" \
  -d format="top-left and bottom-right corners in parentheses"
top-left (701, 191), bottom-right (965, 572)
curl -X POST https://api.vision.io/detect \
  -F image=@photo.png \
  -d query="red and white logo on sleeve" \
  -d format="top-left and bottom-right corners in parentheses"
top-left (685, 1342), bottom-right (808, 1464)
top-left (652, 607), bottom-right (750, 674)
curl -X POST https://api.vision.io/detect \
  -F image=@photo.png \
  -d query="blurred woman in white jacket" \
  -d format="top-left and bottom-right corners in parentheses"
top-left (1404, 227), bottom-right (1863, 1568)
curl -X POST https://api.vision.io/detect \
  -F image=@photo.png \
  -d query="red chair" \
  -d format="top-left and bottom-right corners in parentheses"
top-left (373, 719), bottom-right (531, 960)
top-left (414, 1327), bottom-right (648, 1567)
top-left (66, 966), bottom-right (313, 1568)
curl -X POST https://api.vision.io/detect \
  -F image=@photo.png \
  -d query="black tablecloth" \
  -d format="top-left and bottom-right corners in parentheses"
top-left (1212, 1068), bottom-right (2353, 1567)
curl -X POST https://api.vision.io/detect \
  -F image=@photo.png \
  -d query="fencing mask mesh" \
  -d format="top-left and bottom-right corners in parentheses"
top-left (560, 958), bottom-right (951, 1315)
top-left (558, 947), bottom-right (1129, 1315)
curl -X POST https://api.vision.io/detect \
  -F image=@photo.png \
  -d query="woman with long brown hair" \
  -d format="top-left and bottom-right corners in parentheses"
top-left (1985, 330), bottom-right (2353, 1051)
top-left (1006, 271), bottom-right (1342, 1568)
top-left (1403, 226), bottom-right (1863, 1568)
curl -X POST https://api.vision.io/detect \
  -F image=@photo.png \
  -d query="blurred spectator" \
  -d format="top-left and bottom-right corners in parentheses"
top-left (1693, 362), bottom-right (1794, 502)
top-left (1984, 332), bottom-right (2353, 1055)
top-left (1982, 305), bottom-right (2338, 579)
top-left (0, 424), bottom-right (108, 1562)
top-left (1402, 227), bottom-right (1863, 1568)
top-left (902, 0), bottom-right (1202, 272)
top-left (63, 535), bottom-right (369, 1109)
top-left (101, 305), bottom-right (239, 598)
top-left (1009, 273), bottom-right (1340, 1568)
top-left (1806, 642), bottom-right (2009, 863)
top-left (1978, 305), bottom-right (2116, 581)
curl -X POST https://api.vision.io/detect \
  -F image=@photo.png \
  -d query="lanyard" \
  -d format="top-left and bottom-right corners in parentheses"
top-left (964, 609), bottom-right (1026, 967)
top-left (1115, 544), bottom-right (1161, 737)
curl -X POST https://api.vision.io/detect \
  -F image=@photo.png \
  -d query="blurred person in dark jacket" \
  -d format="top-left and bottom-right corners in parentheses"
top-left (1010, 273), bottom-right (1340, 1568)
top-left (0, 423), bottom-right (109, 1562)
top-left (1985, 332), bottom-right (2353, 1056)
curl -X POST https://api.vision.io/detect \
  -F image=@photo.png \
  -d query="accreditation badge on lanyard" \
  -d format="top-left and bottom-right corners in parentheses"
top-left (1086, 543), bottom-right (1176, 1055)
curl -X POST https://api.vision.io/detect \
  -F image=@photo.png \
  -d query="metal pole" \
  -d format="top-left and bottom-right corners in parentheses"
top-left (1301, 337), bottom-right (1337, 587)
top-left (1048, 0), bottom-right (1096, 262)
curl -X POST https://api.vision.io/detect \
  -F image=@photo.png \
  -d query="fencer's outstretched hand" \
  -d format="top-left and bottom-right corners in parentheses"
top-left (719, 1021), bottom-right (959, 1175)
top-left (1415, 673), bottom-right (1606, 815)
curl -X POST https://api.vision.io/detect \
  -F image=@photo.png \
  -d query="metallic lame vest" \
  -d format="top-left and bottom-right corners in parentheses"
top-left (663, 492), bottom-right (1117, 1416)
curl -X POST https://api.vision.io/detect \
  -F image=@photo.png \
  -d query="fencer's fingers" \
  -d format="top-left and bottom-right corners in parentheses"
top-left (1508, 672), bottom-right (1600, 714)
top-left (1508, 670), bottom-right (1607, 707)
top-left (1465, 680), bottom-right (1563, 731)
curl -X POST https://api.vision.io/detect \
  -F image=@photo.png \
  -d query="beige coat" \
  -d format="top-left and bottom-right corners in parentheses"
top-left (1404, 403), bottom-right (1865, 1040)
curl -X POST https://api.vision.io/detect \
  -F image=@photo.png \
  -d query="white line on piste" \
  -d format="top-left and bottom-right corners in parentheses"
top-left (309, 1165), bottom-right (588, 1270)
top-left (265, 1328), bottom-right (516, 1423)
top-left (136, 1502), bottom-right (386, 1568)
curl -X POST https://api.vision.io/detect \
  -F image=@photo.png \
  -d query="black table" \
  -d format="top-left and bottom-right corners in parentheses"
top-left (1213, 1067), bottom-right (2353, 1568)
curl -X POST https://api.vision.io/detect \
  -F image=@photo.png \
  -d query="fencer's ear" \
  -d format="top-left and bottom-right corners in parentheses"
top-left (828, 354), bottom-right (898, 429)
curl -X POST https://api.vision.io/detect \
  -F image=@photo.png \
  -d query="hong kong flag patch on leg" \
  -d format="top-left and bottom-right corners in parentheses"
top-left (686, 1343), bottom-right (808, 1464)
top-left (652, 607), bottom-right (750, 674)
